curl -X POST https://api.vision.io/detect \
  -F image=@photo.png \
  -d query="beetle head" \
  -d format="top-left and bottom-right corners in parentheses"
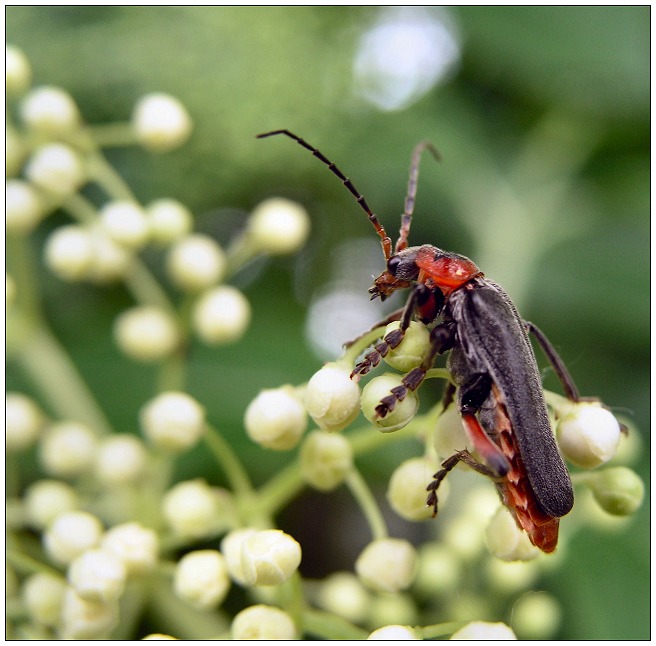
top-left (369, 247), bottom-right (420, 301)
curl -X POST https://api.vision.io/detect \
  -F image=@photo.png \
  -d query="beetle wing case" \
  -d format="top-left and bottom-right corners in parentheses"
top-left (446, 278), bottom-right (574, 519)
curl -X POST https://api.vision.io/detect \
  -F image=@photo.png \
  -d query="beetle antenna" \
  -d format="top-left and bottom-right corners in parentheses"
top-left (257, 129), bottom-right (393, 260)
top-left (396, 141), bottom-right (441, 253)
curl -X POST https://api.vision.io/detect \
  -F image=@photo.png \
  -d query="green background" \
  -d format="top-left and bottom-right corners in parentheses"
top-left (7, 6), bottom-right (649, 639)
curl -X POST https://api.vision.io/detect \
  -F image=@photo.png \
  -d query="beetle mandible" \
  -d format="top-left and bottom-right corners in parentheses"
top-left (257, 129), bottom-right (581, 552)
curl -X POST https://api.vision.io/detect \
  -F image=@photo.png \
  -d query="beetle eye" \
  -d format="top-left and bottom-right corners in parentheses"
top-left (387, 256), bottom-right (401, 276)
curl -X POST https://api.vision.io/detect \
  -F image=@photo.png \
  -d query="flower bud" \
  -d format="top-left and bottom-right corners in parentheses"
top-left (101, 522), bottom-right (159, 575)
top-left (316, 571), bottom-right (370, 623)
top-left (484, 558), bottom-right (539, 596)
top-left (20, 86), bottom-right (80, 136)
top-left (220, 528), bottom-right (258, 585)
top-left (485, 506), bottom-right (540, 562)
top-left (114, 306), bottom-right (180, 362)
top-left (300, 430), bottom-right (353, 491)
top-left (99, 200), bottom-right (150, 250)
top-left (433, 402), bottom-right (471, 460)
top-left (173, 550), bottom-right (230, 609)
top-left (414, 543), bottom-right (461, 596)
top-left (6, 45), bottom-right (31, 95)
top-left (25, 142), bottom-right (85, 197)
top-left (44, 225), bottom-right (94, 281)
top-left (192, 285), bottom-right (251, 345)
top-left (6, 180), bottom-right (44, 235)
top-left (167, 234), bottom-right (227, 291)
top-left (240, 529), bottom-right (302, 586)
top-left (43, 511), bottom-right (103, 565)
top-left (6, 127), bottom-right (26, 177)
top-left (368, 625), bottom-right (421, 640)
top-left (355, 538), bottom-right (417, 592)
top-left (244, 386), bottom-right (307, 450)
top-left (94, 435), bottom-right (147, 486)
top-left (6, 391), bottom-right (44, 451)
top-left (450, 621), bottom-right (517, 640)
top-left (147, 198), bottom-right (193, 244)
top-left (556, 402), bottom-right (621, 469)
top-left (59, 587), bottom-right (118, 639)
top-left (132, 93), bottom-right (192, 152)
top-left (68, 549), bottom-right (127, 603)
top-left (382, 321), bottom-right (431, 372)
top-left (511, 591), bottom-right (561, 640)
top-left (140, 391), bottom-right (206, 452)
top-left (85, 226), bottom-right (132, 283)
top-left (231, 604), bottom-right (296, 640)
top-left (22, 572), bottom-right (67, 627)
top-left (24, 480), bottom-right (80, 530)
top-left (387, 457), bottom-right (437, 521)
top-left (305, 362), bottom-right (361, 432)
top-left (587, 466), bottom-right (644, 516)
top-left (248, 198), bottom-right (310, 255)
top-left (39, 421), bottom-right (98, 478)
top-left (162, 479), bottom-right (226, 540)
top-left (142, 634), bottom-right (178, 640)
top-left (361, 373), bottom-right (418, 432)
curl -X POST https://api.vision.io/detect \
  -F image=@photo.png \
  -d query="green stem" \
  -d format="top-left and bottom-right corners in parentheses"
top-left (419, 621), bottom-right (466, 639)
top-left (89, 122), bottom-right (138, 149)
top-left (255, 460), bottom-right (306, 520)
top-left (6, 549), bottom-right (62, 578)
top-left (345, 468), bottom-right (388, 540)
top-left (202, 424), bottom-right (254, 498)
top-left (340, 326), bottom-right (387, 367)
top-left (302, 608), bottom-right (369, 640)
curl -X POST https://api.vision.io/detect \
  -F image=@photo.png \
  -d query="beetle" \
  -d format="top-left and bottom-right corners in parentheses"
top-left (257, 129), bottom-right (581, 552)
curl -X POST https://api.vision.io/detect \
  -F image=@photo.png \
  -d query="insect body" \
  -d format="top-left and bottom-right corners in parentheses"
top-left (257, 129), bottom-right (578, 552)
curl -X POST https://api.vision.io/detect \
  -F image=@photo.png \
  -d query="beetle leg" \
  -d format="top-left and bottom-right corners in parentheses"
top-left (351, 284), bottom-right (439, 380)
top-left (525, 321), bottom-right (580, 402)
top-left (373, 319), bottom-right (457, 417)
top-left (426, 449), bottom-right (497, 516)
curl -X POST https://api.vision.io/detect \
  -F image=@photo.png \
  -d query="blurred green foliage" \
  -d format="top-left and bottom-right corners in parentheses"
top-left (7, 6), bottom-right (649, 640)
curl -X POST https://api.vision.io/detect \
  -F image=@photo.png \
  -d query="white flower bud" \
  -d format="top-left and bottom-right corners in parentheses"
top-left (43, 511), bottom-right (103, 565)
top-left (231, 604), bottom-right (296, 640)
top-left (6, 391), bottom-right (44, 451)
top-left (142, 634), bottom-right (178, 640)
top-left (414, 543), bottom-right (461, 596)
top-left (86, 227), bottom-right (132, 282)
top-left (587, 466), bottom-right (644, 516)
top-left (484, 557), bottom-right (539, 595)
top-left (6, 127), bottom-right (26, 177)
top-left (22, 572), bottom-right (67, 627)
top-left (25, 142), bottom-right (85, 196)
top-left (94, 435), bottom-right (147, 485)
top-left (387, 457), bottom-right (436, 521)
top-left (300, 430), bottom-right (353, 491)
top-left (355, 538), bottom-right (417, 592)
top-left (221, 528), bottom-right (258, 585)
top-left (5, 179), bottom-right (44, 235)
top-left (68, 548), bottom-right (127, 603)
top-left (248, 197), bottom-right (310, 255)
top-left (167, 234), bottom-right (227, 291)
top-left (316, 571), bottom-right (370, 623)
top-left (101, 522), bottom-right (159, 575)
top-left (39, 421), bottom-right (98, 478)
top-left (114, 306), bottom-right (180, 362)
top-left (511, 591), bottom-right (561, 640)
top-left (20, 86), bottom-right (81, 136)
top-left (162, 479), bottom-right (225, 539)
top-left (382, 321), bottom-right (431, 372)
top-left (192, 285), bottom-right (251, 345)
top-left (24, 480), bottom-right (80, 530)
top-left (59, 587), bottom-right (119, 639)
top-left (485, 506), bottom-right (540, 562)
top-left (361, 373), bottom-right (419, 433)
top-left (244, 386), bottom-right (307, 450)
top-left (304, 362), bottom-right (361, 432)
top-left (173, 550), bottom-right (230, 609)
top-left (556, 402), bottom-right (621, 469)
top-left (147, 198), bottom-right (193, 244)
top-left (433, 402), bottom-right (471, 460)
top-left (99, 200), bottom-right (150, 250)
top-left (140, 391), bottom-right (206, 452)
top-left (368, 625), bottom-right (421, 640)
top-left (240, 529), bottom-right (302, 586)
top-left (132, 93), bottom-right (193, 152)
top-left (6, 45), bottom-right (31, 95)
top-left (450, 621), bottom-right (517, 640)
top-left (44, 225), bottom-right (94, 281)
